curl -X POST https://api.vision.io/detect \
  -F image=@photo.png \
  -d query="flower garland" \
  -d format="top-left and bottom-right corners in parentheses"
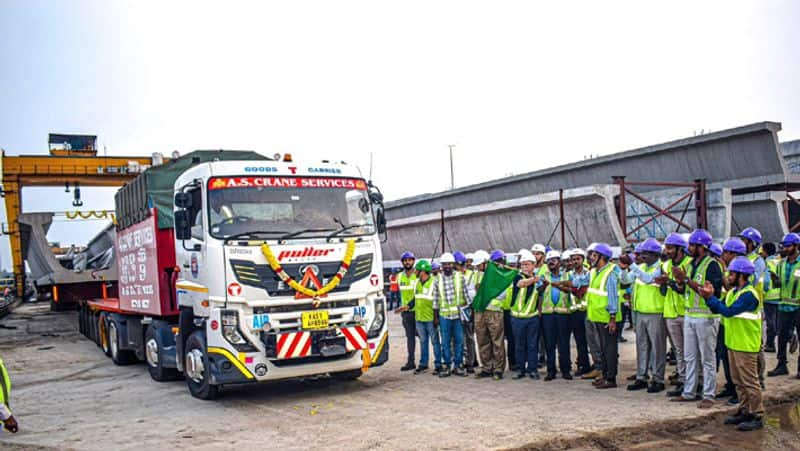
top-left (261, 239), bottom-right (356, 299)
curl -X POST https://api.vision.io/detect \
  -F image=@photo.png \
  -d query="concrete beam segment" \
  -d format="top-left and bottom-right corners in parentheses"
top-left (731, 192), bottom-right (789, 244)
top-left (383, 186), bottom-right (625, 259)
top-left (386, 122), bottom-right (784, 219)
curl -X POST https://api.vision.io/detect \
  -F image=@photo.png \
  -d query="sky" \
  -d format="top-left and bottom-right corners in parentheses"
top-left (0, 0), bottom-right (799, 270)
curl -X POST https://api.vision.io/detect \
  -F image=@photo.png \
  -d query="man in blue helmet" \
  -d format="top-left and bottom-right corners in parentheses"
top-left (474, 250), bottom-right (511, 380)
top-left (394, 251), bottom-right (418, 371)
top-left (698, 256), bottom-right (765, 431)
top-left (737, 228), bottom-right (770, 389)
top-left (716, 237), bottom-right (748, 404)
top-left (661, 233), bottom-right (692, 397)
top-left (670, 229), bottom-right (724, 409)
top-left (768, 233), bottom-right (800, 378)
top-left (618, 238), bottom-right (668, 393)
top-left (453, 251), bottom-right (478, 373)
top-left (586, 243), bottom-right (622, 389)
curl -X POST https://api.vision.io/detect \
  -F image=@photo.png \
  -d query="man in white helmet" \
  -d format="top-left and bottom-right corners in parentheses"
top-left (563, 248), bottom-right (593, 376)
top-left (431, 252), bottom-right (472, 377)
top-left (510, 250), bottom-right (543, 379)
top-left (539, 250), bottom-right (574, 380)
top-left (531, 244), bottom-right (547, 275)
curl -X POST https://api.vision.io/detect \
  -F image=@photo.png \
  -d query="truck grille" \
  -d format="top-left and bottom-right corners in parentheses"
top-left (230, 253), bottom-right (373, 296)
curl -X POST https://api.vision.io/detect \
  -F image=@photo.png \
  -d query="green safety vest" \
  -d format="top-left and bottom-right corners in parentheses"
top-left (0, 358), bottom-right (10, 413)
top-left (723, 285), bottom-right (762, 353)
top-left (685, 256), bottom-right (720, 318)
top-left (511, 275), bottom-right (539, 319)
top-left (764, 258), bottom-right (781, 304)
top-left (587, 263), bottom-right (622, 323)
top-left (568, 269), bottom-right (589, 312)
top-left (540, 271), bottom-right (571, 314)
top-left (399, 271), bottom-right (417, 307)
top-left (633, 263), bottom-right (665, 314)
top-left (414, 277), bottom-right (435, 322)
top-left (437, 272), bottom-right (465, 317)
top-left (662, 256), bottom-right (691, 319)
top-left (777, 257), bottom-right (800, 306)
top-left (487, 284), bottom-right (513, 312)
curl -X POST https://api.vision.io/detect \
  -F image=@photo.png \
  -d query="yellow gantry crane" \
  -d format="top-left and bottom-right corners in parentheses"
top-left (1, 134), bottom-right (157, 295)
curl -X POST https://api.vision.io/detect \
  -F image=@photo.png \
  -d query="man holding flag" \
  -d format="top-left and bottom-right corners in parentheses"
top-left (473, 250), bottom-right (518, 380)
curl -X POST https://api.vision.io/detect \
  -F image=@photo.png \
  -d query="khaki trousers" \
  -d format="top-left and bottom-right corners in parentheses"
top-left (729, 349), bottom-right (765, 417)
top-left (475, 310), bottom-right (506, 373)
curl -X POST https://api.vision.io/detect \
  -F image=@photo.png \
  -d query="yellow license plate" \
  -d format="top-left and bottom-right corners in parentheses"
top-left (301, 311), bottom-right (329, 330)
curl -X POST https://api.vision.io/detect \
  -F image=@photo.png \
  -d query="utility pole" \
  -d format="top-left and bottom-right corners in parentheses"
top-left (448, 144), bottom-right (455, 190)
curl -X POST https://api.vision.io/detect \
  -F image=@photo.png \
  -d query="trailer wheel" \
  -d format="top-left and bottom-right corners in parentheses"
top-left (108, 319), bottom-right (136, 365)
top-left (99, 313), bottom-right (111, 356)
top-left (184, 331), bottom-right (218, 400)
top-left (88, 311), bottom-right (98, 343)
top-left (332, 369), bottom-right (363, 381)
top-left (145, 325), bottom-right (180, 382)
top-left (78, 305), bottom-right (86, 336)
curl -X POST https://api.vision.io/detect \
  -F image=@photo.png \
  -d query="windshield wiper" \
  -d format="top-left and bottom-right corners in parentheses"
top-left (278, 228), bottom-right (337, 242)
top-left (326, 225), bottom-right (362, 241)
top-left (224, 230), bottom-right (288, 243)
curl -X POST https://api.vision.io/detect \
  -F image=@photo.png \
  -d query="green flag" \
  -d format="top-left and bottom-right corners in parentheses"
top-left (472, 261), bottom-right (519, 312)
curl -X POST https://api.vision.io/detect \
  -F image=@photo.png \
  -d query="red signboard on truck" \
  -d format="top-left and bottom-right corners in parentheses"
top-left (117, 214), bottom-right (161, 315)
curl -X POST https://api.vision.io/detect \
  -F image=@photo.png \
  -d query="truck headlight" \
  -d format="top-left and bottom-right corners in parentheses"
top-left (367, 298), bottom-right (385, 339)
top-left (220, 310), bottom-right (257, 351)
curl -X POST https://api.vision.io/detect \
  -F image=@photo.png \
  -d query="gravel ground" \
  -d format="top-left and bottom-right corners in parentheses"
top-left (0, 302), bottom-right (798, 450)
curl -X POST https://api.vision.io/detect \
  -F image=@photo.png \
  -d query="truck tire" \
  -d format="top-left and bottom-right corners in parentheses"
top-left (145, 325), bottom-right (180, 382)
top-left (332, 369), bottom-right (363, 381)
top-left (78, 305), bottom-right (87, 336)
top-left (98, 312), bottom-right (111, 356)
top-left (88, 311), bottom-right (98, 344)
top-left (184, 331), bottom-right (219, 400)
top-left (108, 319), bottom-right (137, 365)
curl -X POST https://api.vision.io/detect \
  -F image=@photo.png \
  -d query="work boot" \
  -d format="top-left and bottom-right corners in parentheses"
top-left (647, 382), bottom-right (665, 393)
top-left (413, 366), bottom-right (428, 375)
top-left (544, 373), bottom-right (556, 382)
top-left (626, 374), bottom-right (638, 381)
top-left (595, 379), bottom-right (617, 389)
top-left (475, 370), bottom-right (492, 379)
top-left (581, 369), bottom-right (602, 380)
top-left (716, 387), bottom-right (737, 399)
top-left (562, 372), bottom-right (573, 380)
top-left (724, 412), bottom-right (751, 425)
top-left (697, 399), bottom-right (714, 409)
top-left (667, 384), bottom-right (684, 397)
top-left (737, 417), bottom-right (764, 431)
top-left (432, 366), bottom-right (444, 376)
top-left (439, 368), bottom-right (452, 378)
top-left (453, 367), bottom-right (466, 377)
top-left (529, 372), bottom-right (540, 380)
top-left (592, 377), bottom-right (606, 387)
top-left (626, 380), bottom-right (648, 391)
top-left (512, 372), bottom-right (527, 380)
top-left (401, 362), bottom-right (415, 371)
top-left (768, 365), bottom-right (789, 377)
top-left (493, 372), bottom-right (503, 380)
top-left (466, 366), bottom-right (475, 374)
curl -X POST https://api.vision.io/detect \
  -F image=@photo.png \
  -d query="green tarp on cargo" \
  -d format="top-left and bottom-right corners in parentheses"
top-left (115, 150), bottom-right (272, 230)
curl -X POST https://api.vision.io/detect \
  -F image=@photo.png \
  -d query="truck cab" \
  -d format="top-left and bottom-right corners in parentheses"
top-left (171, 159), bottom-right (389, 399)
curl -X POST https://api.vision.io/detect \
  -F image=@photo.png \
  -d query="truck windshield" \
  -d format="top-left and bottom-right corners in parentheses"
top-left (206, 176), bottom-right (375, 240)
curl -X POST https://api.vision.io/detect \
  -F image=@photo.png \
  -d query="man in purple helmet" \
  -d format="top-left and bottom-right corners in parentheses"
top-left (474, 250), bottom-right (511, 380)
top-left (716, 237), bottom-right (748, 404)
top-left (670, 229), bottom-right (724, 409)
top-left (453, 251), bottom-right (478, 373)
top-left (586, 243), bottom-right (622, 389)
top-left (394, 251), bottom-right (418, 371)
top-left (661, 233), bottom-right (692, 397)
top-left (619, 238), bottom-right (668, 393)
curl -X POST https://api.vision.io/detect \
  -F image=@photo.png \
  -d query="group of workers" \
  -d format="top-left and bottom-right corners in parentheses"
top-left (392, 226), bottom-right (800, 432)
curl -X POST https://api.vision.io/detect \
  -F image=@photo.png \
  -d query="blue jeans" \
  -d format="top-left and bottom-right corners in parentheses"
top-left (440, 317), bottom-right (464, 367)
top-left (416, 321), bottom-right (442, 368)
top-left (511, 316), bottom-right (540, 374)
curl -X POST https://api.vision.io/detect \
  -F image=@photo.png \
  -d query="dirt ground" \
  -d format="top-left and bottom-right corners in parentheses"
top-left (0, 302), bottom-right (799, 450)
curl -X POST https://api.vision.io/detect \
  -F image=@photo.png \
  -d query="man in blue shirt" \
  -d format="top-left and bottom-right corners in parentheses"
top-left (768, 233), bottom-right (800, 378)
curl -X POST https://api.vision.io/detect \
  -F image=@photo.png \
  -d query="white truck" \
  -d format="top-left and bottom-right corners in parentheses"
top-left (78, 151), bottom-right (389, 399)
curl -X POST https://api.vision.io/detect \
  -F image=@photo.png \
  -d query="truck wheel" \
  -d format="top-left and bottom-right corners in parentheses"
top-left (184, 331), bottom-right (219, 400)
top-left (145, 325), bottom-right (180, 382)
top-left (332, 369), bottom-right (363, 381)
top-left (88, 311), bottom-right (98, 343)
top-left (99, 313), bottom-right (111, 356)
top-left (108, 319), bottom-right (136, 365)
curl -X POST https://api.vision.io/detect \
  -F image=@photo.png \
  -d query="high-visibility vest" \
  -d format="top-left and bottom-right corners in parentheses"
top-left (777, 258), bottom-right (800, 306)
top-left (568, 269), bottom-right (589, 312)
top-left (662, 256), bottom-right (691, 319)
top-left (723, 285), bottom-right (762, 353)
top-left (487, 284), bottom-right (513, 312)
top-left (540, 271), bottom-right (571, 314)
top-left (0, 358), bottom-right (10, 414)
top-left (511, 275), bottom-right (539, 319)
top-left (437, 273), bottom-right (465, 317)
top-left (633, 263), bottom-right (665, 314)
top-left (747, 253), bottom-right (766, 301)
top-left (399, 271), bottom-right (417, 307)
top-left (764, 257), bottom-right (781, 304)
top-left (587, 263), bottom-right (622, 323)
top-left (685, 256), bottom-right (720, 318)
top-left (414, 277), bottom-right (435, 322)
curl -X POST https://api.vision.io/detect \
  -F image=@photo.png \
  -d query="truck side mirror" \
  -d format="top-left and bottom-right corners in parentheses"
top-left (174, 209), bottom-right (192, 240)
top-left (175, 192), bottom-right (192, 209)
top-left (376, 208), bottom-right (387, 234)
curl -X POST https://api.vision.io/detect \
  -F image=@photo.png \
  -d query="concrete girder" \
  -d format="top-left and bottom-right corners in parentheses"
top-left (731, 192), bottom-right (789, 244)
